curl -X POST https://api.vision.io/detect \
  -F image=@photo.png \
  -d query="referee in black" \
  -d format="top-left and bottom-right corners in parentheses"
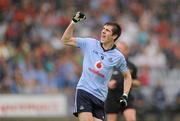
top-left (105, 41), bottom-right (140, 121)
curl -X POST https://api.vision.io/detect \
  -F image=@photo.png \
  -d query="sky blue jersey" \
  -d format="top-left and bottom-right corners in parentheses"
top-left (76, 37), bottom-right (128, 101)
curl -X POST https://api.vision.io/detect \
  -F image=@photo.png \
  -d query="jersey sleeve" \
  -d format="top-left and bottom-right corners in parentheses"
top-left (76, 37), bottom-right (86, 49)
top-left (116, 56), bottom-right (129, 73)
top-left (76, 37), bottom-right (91, 51)
top-left (76, 37), bottom-right (97, 55)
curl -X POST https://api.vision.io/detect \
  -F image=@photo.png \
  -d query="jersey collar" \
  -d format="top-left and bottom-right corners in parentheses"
top-left (100, 42), bottom-right (116, 52)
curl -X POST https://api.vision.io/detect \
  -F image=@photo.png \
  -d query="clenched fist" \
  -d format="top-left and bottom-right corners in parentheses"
top-left (72, 12), bottom-right (86, 23)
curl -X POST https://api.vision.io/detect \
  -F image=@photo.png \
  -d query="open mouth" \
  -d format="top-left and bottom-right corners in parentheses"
top-left (102, 35), bottom-right (106, 38)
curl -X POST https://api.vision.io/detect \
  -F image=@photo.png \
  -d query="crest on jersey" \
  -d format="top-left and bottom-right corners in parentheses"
top-left (95, 60), bottom-right (103, 70)
top-left (108, 58), bottom-right (113, 62)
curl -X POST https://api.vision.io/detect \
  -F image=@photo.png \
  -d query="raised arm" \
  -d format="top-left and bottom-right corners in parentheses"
top-left (61, 12), bottom-right (86, 47)
top-left (61, 22), bottom-right (76, 47)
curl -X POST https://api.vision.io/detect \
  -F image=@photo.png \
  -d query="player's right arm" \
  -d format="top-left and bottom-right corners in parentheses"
top-left (61, 12), bottom-right (86, 47)
top-left (61, 22), bottom-right (77, 47)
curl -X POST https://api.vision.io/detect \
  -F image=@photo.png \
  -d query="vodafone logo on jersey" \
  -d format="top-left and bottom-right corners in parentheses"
top-left (95, 60), bottom-right (103, 70)
top-left (88, 60), bottom-right (105, 78)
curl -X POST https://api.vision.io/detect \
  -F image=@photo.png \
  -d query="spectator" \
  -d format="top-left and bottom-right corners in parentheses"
top-left (152, 80), bottom-right (166, 121)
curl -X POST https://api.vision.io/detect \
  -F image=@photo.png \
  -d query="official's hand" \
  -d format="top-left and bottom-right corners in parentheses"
top-left (119, 94), bottom-right (128, 108)
top-left (108, 80), bottom-right (117, 89)
top-left (72, 12), bottom-right (86, 23)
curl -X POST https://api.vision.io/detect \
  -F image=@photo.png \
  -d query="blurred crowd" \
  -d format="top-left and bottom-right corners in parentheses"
top-left (0, 0), bottom-right (179, 119)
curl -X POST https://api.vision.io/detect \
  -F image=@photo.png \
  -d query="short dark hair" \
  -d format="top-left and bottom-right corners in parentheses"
top-left (104, 22), bottom-right (121, 41)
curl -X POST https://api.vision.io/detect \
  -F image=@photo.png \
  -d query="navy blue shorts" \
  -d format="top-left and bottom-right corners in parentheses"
top-left (73, 89), bottom-right (105, 120)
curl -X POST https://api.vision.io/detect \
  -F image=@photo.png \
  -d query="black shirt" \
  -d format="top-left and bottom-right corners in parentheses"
top-left (108, 59), bottom-right (138, 96)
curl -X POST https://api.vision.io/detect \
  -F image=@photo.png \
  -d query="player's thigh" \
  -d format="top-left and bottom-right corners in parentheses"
top-left (78, 112), bottom-right (94, 121)
top-left (106, 113), bottom-right (118, 121)
top-left (123, 108), bottom-right (136, 121)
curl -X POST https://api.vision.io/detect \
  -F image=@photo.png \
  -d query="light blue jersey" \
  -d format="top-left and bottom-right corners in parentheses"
top-left (76, 37), bottom-right (128, 101)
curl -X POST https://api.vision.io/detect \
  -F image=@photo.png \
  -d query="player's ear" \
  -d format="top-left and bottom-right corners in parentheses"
top-left (112, 34), bottom-right (118, 41)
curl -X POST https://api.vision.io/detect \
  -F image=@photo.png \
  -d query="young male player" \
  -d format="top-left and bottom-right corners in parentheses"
top-left (105, 41), bottom-right (140, 121)
top-left (61, 12), bottom-right (132, 121)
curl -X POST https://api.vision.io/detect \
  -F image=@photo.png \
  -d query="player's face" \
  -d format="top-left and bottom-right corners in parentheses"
top-left (100, 25), bottom-right (115, 44)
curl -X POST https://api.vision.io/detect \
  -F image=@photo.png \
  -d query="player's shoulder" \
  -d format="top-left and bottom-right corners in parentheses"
top-left (76, 37), bottom-right (97, 41)
top-left (113, 47), bottom-right (124, 58)
top-left (76, 37), bottom-right (98, 46)
top-left (84, 37), bottom-right (98, 44)
top-left (108, 48), bottom-right (125, 64)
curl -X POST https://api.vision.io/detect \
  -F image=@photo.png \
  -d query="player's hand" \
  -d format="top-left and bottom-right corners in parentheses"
top-left (72, 12), bottom-right (86, 23)
top-left (119, 94), bottom-right (128, 108)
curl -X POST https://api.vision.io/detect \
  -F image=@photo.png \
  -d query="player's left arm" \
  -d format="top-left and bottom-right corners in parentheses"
top-left (119, 69), bottom-right (132, 108)
top-left (122, 70), bottom-right (132, 95)
top-left (117, 55), bottom-right (132, 107)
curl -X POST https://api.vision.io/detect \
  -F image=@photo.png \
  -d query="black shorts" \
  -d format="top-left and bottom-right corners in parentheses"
top-left (73, 89), bottom-right (105, 121)
top-left (105, 92), bottom-right (135, 114)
